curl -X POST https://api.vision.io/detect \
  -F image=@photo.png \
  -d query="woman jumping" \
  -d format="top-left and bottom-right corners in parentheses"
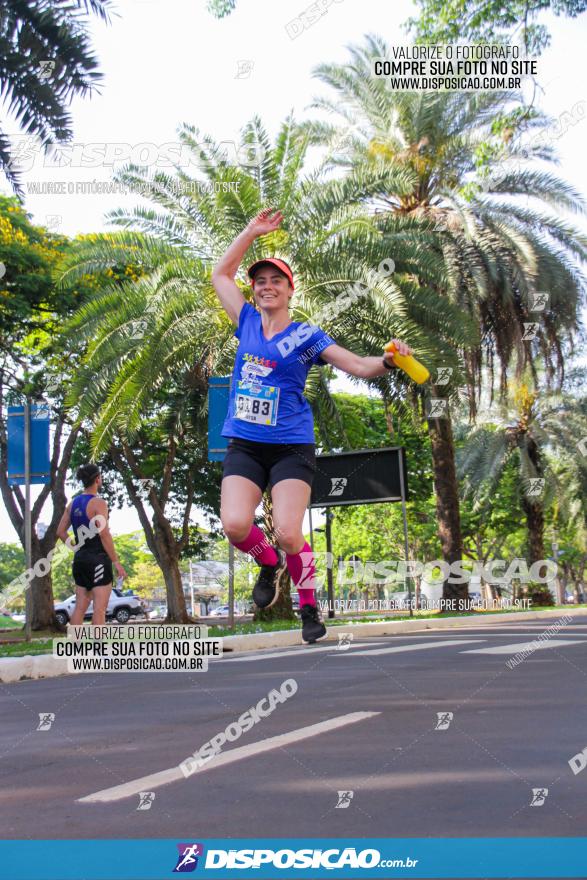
top-left (212, 209), bottom-right (412, 644)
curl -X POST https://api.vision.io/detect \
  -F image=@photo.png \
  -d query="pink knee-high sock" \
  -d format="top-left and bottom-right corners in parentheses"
top-left (286, 540), bottom-right (317, 607)
top-left (232, 524), bottom-right (278, 566)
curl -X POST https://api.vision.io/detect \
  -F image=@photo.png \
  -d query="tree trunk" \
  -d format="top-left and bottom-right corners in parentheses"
top-left (30, 551), bottom-right (62, 632)
top-left (110, 442), bottom-right (197, 624)
top-left (522, 435), bottom-right (545, 566)
top-left (521, 497), bottom-right (545, 565)
top-left (161, 560), bottom-right (190, 623)
top-left (12, 532), bottom-right (64, 632)
top-left (253, 492), bottom-right (296, 623)
top-left (0, 403), bottom-right (79, 634)
top-left (153, 520), bottom-right (192, 623)
top-left (31, 525), bottom-right (74, 631)
top-left (426, 402), bottom-right (467, 611)
top-left (574, 555), bottom-right (587, 603)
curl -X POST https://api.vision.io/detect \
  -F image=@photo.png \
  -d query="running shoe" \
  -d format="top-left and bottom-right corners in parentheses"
top-left (301, 603), bottom-right (327, 644)
top-left (252, 546), bottom-right (286, 609)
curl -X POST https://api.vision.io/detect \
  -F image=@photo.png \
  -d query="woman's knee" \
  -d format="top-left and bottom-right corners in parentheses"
top-left (221, 511), bottom-right (253, 543)
top-left (274, 526), bottom-right (304, 555)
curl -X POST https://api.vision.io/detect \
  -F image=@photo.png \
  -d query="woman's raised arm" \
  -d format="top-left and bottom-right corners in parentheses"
top-left (211, 209), bottom-right (283, 325)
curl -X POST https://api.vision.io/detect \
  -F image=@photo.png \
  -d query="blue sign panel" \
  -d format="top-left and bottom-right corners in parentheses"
top-left (7, 404), bottom-right (51, 486)
top-left (208, 376), bottom-right (231, 462)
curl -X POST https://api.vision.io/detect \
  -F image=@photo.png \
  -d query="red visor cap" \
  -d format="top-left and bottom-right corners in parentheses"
top-left (247, 258), bottom-right (294, 291)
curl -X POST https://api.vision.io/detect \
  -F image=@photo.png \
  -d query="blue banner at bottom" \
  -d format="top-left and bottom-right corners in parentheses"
top-left (1, 837), bottom-right (586, 879)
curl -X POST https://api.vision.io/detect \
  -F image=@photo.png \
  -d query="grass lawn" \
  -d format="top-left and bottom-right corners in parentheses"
top-left (0, 638), bottom-right (55, 658)
top-left (0, 604), bottom-right (573, 659)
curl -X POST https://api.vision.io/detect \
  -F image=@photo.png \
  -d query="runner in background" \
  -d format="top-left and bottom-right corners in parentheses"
top-left (56, 464), bottom-right (127, 627)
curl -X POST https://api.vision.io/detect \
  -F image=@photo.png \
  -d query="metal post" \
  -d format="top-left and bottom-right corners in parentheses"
top-left (308, 506), bottom-right (314, 552)
top-left (24, 398), bottom-right (32, 641)
top-left (228, 542), bottom-right (235, 628)
top-left (398, 447), bottom-right (413, 618)
top-left (325, 510), bottom-right (334, 619)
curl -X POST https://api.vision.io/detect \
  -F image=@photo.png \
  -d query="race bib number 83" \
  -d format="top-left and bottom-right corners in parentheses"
top-left (235, 382), bottom-right (279, 426)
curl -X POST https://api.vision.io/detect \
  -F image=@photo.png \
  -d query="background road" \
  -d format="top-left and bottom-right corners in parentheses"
top-left (1, 616), bottom-right (586, 877)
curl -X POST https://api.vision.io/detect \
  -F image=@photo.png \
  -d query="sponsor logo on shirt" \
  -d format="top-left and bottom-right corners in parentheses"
top-left (243, 353), bottom-right (277, 368)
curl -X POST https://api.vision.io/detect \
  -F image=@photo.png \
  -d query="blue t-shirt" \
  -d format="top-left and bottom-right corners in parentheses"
top-left (221, 301), bottom-right (336, 444)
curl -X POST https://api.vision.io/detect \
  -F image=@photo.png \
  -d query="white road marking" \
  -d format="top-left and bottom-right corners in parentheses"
top-left (346, 631), bottom-right (587, 638)
top-left (211, 627), bottom-right (587, 664)
top-left (461, 640), bottom-right (585, 654)
top-left (77, 711), bottom-right (380, 804)
top-left (219, 641), bottom-right (389, 663)
top-left (453, 624), bottom-right (584, 630)
top-left (331, 639), bottom-right (485, 656)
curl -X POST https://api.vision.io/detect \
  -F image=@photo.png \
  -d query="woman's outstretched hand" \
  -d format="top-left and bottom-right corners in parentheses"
top-left (247, 208), bottom-right (284, 238)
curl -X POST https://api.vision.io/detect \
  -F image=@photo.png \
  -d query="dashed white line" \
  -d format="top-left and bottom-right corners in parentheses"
top-left (219, 641), bottom-right (389, 663)
top-left (461, 640), bottom-right (585, 654)
top-left (331, 639), bottom-right (485, 656)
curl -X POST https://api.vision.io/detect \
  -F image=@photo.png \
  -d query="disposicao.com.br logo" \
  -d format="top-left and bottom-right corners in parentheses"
top-left (181, 846), bottom-right (418, 870)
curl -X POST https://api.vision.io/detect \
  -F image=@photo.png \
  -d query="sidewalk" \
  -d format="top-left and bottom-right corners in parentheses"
top-left (1, 606), bottom-right (583, 684)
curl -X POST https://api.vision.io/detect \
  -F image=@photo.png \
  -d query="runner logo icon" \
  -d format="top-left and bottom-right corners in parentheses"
top-left (328, 477), bottom-right (347, 496)
top-left (173, 843), bottom-right (204, 872)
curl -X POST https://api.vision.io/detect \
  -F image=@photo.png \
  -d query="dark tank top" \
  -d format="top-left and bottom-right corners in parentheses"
top-left (70, 493), bottom-right (105, 554)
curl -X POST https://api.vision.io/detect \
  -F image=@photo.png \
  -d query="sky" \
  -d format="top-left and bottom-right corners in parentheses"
top-left (1, 0), bottom-right (586, 543)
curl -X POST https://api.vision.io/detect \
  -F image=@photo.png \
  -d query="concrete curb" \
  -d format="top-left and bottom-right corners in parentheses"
top-left (1, 607), bottom-right (585, 683)
top-left (221, 607), bottom-right (585, 651)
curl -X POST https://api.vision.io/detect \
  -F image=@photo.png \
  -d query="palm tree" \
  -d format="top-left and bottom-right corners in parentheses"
top-left (53, 250), bottom-right (224, 622)
top-left (0, 0), bottom-right (113, 198)
top-left (303, 34), bottom-right (587, 605)
top-left (456, 374), bottom-right (587, 572)
top-left (55, 115), bottom-right (467, 617)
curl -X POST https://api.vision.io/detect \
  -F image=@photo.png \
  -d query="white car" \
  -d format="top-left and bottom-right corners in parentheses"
top-left (148, 605), bottom-right (167, 619)
top-left (54, 588), bottom-right (145, 626)
top-left (209, 605), bottom-right (230, 617)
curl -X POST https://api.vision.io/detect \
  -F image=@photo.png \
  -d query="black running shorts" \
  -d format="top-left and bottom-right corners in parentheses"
top-left (222, 437), bottom-right (317, 492)
top-left (72, 551), bottom-right (113, 591)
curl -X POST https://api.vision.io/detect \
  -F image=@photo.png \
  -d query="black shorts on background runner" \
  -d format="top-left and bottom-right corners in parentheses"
top-left (72, 550), bottom-right (113, 590)
top-left (222, 437), bottom-right (317, 492)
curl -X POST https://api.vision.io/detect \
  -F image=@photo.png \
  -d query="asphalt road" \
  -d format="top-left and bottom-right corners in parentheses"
top-left (2, 615), bottom-right (587, 878)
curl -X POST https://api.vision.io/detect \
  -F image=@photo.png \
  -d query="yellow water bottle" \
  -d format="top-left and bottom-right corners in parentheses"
top-left (384, 341), bottom-right (430, 384)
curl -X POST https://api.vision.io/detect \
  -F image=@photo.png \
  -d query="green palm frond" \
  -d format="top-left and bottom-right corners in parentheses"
top-left (305, 35), bottom-right (586, 405)
top-left (456, 371), bottom-right (587, 518)
top-left (483, 169), bottom-right (586, 216)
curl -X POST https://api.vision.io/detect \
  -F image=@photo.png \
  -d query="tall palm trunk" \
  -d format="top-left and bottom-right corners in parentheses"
top-left (521, 497), bottom-right (545, 565)
top-left (427, 393), bottom-right (467, 610)
top-left (522, 435), bottom-right (545, 565)
top-left (253, 492), bottom-right (296, 622)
